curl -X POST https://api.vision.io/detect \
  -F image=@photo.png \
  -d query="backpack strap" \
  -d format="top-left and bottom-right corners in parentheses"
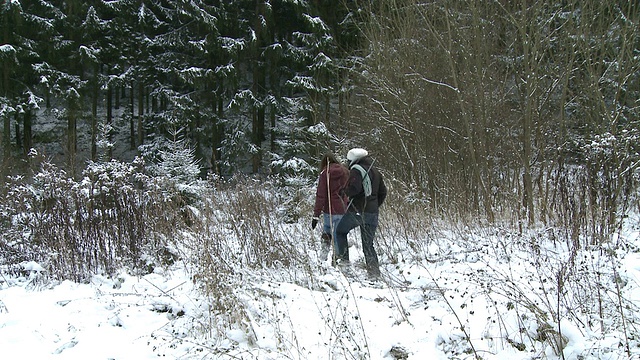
top-left (351, 163), bottom-right (372, 197)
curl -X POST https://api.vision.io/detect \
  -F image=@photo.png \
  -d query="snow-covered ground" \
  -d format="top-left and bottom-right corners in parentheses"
top-left (1, 220), bottom-right (639, 359)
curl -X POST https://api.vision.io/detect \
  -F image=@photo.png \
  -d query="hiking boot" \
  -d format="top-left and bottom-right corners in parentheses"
top-left (367, 267), bottom-right (381, 280)
top-left (319, 233), bottom-right (331, 262)
top-left (337, 258), bottom-right (351, 267)
top-left (337, 259), bottom-right (354, 277)
top-left (319, 242), bottom-right (330, 262)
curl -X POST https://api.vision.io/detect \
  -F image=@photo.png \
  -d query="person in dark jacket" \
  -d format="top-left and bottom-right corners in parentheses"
top-left (335, 148), bottom-right (387, 278)
top-left (312, 153), bottom-right (350, 261)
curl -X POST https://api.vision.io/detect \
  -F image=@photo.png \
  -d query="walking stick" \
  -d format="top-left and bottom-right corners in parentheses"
top-left (326, 157), bottom-right (337, 267)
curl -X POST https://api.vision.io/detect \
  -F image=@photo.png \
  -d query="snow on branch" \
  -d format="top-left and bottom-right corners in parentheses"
top-left (286, 75), bottom-right (326, 93)
top-left (302, 14), bottom-right (329, 32)
top-left (228, 89), bottom-right (262, 110)
top-left (0, 103), bottom-right (17, 117)
top-left (0, 44), bottom-right (17, 62)
top-left (220, 37), bottom-right (246, 53)
top-left (79, 46), bottom-right (100, 63)
top-left (177, 66), bottom-right (213, 84)
top-left (404, 72), bottom-right (459, 93)
top-left (214, 63), bottom-right (235, 77)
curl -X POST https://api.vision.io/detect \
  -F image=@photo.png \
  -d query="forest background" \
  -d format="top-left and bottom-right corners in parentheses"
top-left (2, 0), bottom-right (639, 227)
top-left (1, 0), bottom-right (640, 358)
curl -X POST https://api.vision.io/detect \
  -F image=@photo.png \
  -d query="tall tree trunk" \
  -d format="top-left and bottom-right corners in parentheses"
top-left (137, 82), bottom-right (144, 147)
top-left (210, 89), bottom-right (224, 175)
top-left (270, 106), bottom-right (276, 153)
top-left (152, 93), bottom-right (157, 113)
top-left (251, 109), bottom-right (261, 173)
top-left (106, 85), bottom-right (113, 159)
top-left (2, 111), bottom-right (8, 174)
top-left (23, 109), bottom-right (32, 155)
top-left (519, 2), bottom-right (536, 226)
top-left (251, 0), bottom-right (267, 174)
top-left (469, 1), bottom-right (495, 222)
top-left (15, 122), bottom-right (21, 149)
top-left (91, 64), bottom-right (99, 161)
top-left (67, 96), bottom-right (78, 177)
top-left (2, 11), bottom-right (10, 170)
top-left (130, 84), bottom-right (135, 149)
top-left (442, 7), bottom-right (489, 214)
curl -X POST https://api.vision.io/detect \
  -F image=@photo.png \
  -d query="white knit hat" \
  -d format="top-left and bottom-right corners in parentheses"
top-left (347, 148), bottom-right (368, 162)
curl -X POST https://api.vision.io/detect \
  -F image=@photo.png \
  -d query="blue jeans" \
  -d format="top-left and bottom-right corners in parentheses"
top-left (335, 212), bottom-right (380, 274)
top-left (322, 213), bottom-right (344, 248)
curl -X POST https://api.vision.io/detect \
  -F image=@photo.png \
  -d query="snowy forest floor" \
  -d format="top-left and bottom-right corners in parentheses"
top-left (1, 206), bottom-right (639, 360)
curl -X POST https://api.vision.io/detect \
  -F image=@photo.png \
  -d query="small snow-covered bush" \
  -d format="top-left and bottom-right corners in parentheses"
top-left (1, 156), bottom-right (190, 281)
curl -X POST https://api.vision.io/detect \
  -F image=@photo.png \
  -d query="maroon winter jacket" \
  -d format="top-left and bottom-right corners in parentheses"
top-left (313, 162), bottom-right (349, 217)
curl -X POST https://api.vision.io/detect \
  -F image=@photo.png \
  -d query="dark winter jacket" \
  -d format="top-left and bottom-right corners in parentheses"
top-left (345, 156), bottom-right (387, 214)
top-left (313, 162), bottom-right (349, 217)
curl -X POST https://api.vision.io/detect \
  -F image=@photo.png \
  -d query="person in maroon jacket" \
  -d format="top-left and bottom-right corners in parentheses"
top-left (312, 153), bottom-right (349, 262)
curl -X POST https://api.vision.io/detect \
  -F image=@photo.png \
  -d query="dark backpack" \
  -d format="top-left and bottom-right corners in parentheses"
top-left (350, 163), bottom-right (372, 197)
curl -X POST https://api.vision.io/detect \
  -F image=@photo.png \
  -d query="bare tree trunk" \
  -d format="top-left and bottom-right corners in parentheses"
top-left (67, 95), bottom-right (78, 177)
top-left (506, 0), bottom-right (541, 226)
top-left (15, 121), bottom-right (21, 150)
top-left (137, 82), bottom-right (144, 146)
top-left (23, 109), bottom-right (32, 155)
top-left (270, 106), bottom-right (276, 153)
top-left (91, 64), bottom-right (99, 161)
top-left (2, 112), bottom-right (9, 167)
top-left (210, 89), bottom-right (224, 176)
top-left (106, 85), bottom-right (113, 159)
top-left (468, 0), bottom-right (496, 221)
top-left (2, 11), bottom-right (11, 171)
top-left (441, 6), bottom-right (491, 216)
top-left (251, 0), bottom-right (267, 174)
top-left (130, 84), bottom-right (135, 150)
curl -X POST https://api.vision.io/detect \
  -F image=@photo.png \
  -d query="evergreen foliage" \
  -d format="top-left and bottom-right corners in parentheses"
top-left (1, 0), bottom-right (355, 178)
top-left (0, 0), bottom-right (638, 234)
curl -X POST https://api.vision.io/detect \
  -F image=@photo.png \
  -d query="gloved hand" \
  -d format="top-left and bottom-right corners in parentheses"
top-left (311, 217), bottom-right (319, 230)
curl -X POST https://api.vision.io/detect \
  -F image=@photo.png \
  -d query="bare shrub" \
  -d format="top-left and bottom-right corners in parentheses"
top-left (181, 176), bottom-right (312, 351)
top-left (1, 157), bottom-right (187, 281)
top-left (377, 180), bottom-right (436, 264)
top-left (193, 176), bottom-right (306, 272)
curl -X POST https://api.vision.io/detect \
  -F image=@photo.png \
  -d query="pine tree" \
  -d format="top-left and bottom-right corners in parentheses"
top-left (148, 0), bottom-right (221, 173)
top-left (0, 0), bottom-right (21, 164)
top-left (3, 0), bottom-right (361, 181)
top-left (1, 0), bottom-right (59, 165)
top-left (149, 126), bottom-right (201, 185)
top-left (275, 2), bottom-right (341, 176)
top-left (79, 6), bottom-right (108, 161)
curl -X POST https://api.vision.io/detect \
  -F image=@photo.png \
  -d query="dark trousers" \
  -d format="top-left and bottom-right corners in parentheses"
top-left (335, 212), bottom-right (380, 274)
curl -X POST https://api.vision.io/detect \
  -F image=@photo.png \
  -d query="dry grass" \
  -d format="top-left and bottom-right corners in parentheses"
top-left (1, 161), bottom-right (639, 358)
